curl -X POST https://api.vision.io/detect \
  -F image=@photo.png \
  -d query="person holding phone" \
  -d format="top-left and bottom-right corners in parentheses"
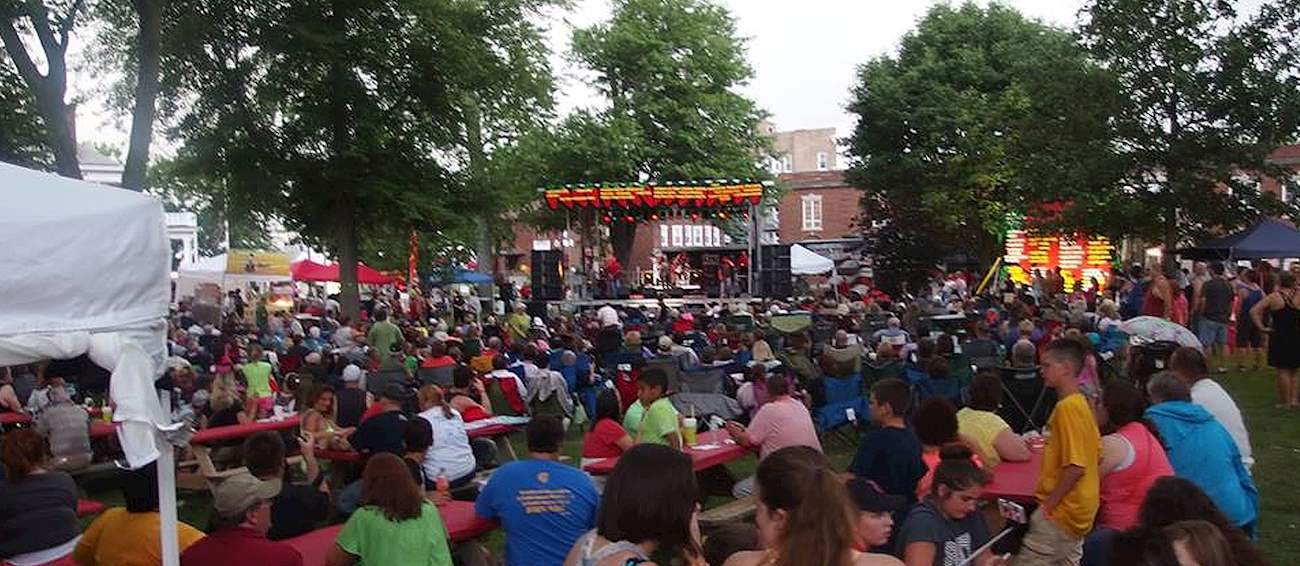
top-left (724, 373), bottom-right (822, 498)
top-left (897, 446), bottom-right (1004, 566)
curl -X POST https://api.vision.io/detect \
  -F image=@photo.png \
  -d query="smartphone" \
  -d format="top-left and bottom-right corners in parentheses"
top-left (997, 498), bottom-right (1027, 524)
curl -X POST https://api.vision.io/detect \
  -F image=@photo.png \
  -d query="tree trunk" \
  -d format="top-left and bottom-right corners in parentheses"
top-left (464, 94), bottom-right (494, 299)
top-left (336, 199), bottom-right (361, 319)
top-left (121, 0), bottom-right (165, 191)
top-left (0, 4), bottom-right (83, 179)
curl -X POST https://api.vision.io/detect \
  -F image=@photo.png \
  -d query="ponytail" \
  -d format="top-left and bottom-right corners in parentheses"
top-left (417, 384), bottom-right (453, 419)
top-left (930, 445), bottom-right (988, 497)
top-left (757, 446), bottom-right (856, 566)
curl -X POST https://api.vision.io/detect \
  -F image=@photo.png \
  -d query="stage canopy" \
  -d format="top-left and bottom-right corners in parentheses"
top-left (291, 260), bottom-right (395, 284)
top-left (1177, 218), bottom-right (1300, 260)
top-left (791, 244), bottom-right (835, 275)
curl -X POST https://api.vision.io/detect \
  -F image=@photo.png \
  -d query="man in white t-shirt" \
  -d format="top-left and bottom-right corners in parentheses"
top-left (1171, 347), bottom-right (1254, 469)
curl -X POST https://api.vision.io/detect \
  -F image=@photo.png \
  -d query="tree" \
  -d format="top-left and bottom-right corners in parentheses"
top-left (0, 0), bottom-right (86, 178)
top-left (846, 2), bottom-right (1124, 280)
top-left (1080, 0), bottom-right (1300, 259)
top-left (562, 0), bottom-right (769, 266)
top-left (0, 57), bottom-right (48, 166)
top-left (157, 0), bottom-right (562, 317)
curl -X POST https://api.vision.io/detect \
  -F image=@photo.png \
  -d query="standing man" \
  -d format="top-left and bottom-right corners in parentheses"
top-left (1194, 262), bottom-right (1234, 364)
top-left (366, 308), bottom-right (402, 368)
top-left (475, 416), bottom-right (599, 566)
top-left (1015, 339), bottom-right (1100, 566)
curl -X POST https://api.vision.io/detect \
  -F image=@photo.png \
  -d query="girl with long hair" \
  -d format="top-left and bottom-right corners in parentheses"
top-left (302, 384), bottom-right (354, 450)
top-left (326, 453), bottom-right (453, 566)
top-left (1136, 476), bottom-right (1268, 566)
top-left (898, 445), bottom-right (1000, 566)
top-left (581, 389), bottom-right (633, 468)
top-left (415, 384), bottom-right (477, 496)
top-left (725, 446), bottom-right (900, 566)
top-left (564, 444), bottom-right (703, 566)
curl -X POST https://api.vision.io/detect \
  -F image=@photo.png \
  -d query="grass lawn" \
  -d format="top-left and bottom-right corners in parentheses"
top-left (80, 367), bottom-right (1299, 563)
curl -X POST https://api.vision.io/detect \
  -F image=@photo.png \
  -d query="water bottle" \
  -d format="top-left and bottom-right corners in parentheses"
top-left (435, 468), bottom-right (450, 500)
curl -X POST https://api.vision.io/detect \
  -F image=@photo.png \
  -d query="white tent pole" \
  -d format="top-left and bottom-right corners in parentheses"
top-left (156, 388), bottom-right (180, 566)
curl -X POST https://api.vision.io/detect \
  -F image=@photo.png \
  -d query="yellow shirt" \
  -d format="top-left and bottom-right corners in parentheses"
top-left (74, 508), bottom-right (206, 566)
top-left (956, 407), bottom-right (1011, 467)
top-left (1034, 392), bottom-right (1101, 537)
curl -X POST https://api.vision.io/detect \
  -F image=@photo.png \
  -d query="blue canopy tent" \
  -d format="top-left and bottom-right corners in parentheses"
top-left (1177, 218), bottom-right (1300, 260)
top-left (429, 269), bottom-right (493, 285)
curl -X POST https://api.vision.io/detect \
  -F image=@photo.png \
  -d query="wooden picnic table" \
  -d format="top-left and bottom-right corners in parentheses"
top-left (982, 448), bottom-right (1042, 502)
top-left (583, 430), bottom-right (751, 475)
top-left (190, 414), bottom-right (302, 445)
top-left (316, 421), bottom-right (525, 463)
top-left (1, 412), bottom-right (120, 441)
top-left (284, 500), bottom-right (497, 565)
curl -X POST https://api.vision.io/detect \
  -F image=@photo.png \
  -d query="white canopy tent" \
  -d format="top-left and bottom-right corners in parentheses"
top-left (0, 162), bottom-right (181, 565)
top-left (175, 253), bottom-right (292, 299)
top-left (790, 243), bottom-right (835, 275)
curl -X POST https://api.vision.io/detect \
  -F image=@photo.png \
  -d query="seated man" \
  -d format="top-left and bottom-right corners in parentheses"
top-left (820, 329), bottom-right (865, 376)
top-left (349, 382), bottom-right (409, 457)
top-left (180, 473), bottom-right (302, 566)
top-left (1145, 371), bottom-right (1258, 532)
top-left (871, 317), bottom-right (909, 348)
top-left (242, 432), bottom-right (329, 541)
top-left (475, 416), bottom-right (598, 566)
top-left (725, 374), bottom-right (823, 497)
top-left (35, 385), bottom-right (92, 471)
top-left (1169, 347), bottom-right (1253, 469)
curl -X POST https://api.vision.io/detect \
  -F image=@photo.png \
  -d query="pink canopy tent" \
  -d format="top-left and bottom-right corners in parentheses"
top-left (290, 259), bottom-right (396, 285)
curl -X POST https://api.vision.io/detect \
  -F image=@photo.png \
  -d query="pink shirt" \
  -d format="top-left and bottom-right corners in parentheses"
top-left (747, 397), bottom-right (822, 460)
top-left (1098, 422), bottom-right (1173, 530)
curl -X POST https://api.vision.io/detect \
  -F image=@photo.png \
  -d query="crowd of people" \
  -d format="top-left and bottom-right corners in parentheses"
top-left (0, 257), bottom-right (1281, 565)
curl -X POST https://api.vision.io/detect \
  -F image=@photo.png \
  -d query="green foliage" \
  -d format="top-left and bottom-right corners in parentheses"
top-left (1079, 0), bottom-right (1300, 248)
top-left (846, 2), bottom-right (1121, 282)
top-left (0, 57), bottom-right (47, 167)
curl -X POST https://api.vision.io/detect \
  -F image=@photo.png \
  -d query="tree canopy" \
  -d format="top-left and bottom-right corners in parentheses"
top-left (846, 2), bottom-right (1121, 289)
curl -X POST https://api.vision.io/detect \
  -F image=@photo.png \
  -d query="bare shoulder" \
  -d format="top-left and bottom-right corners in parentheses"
top-left (857, 552), bottom-right (904, 566)
top-left (723, 550), bottom-right (765, 566)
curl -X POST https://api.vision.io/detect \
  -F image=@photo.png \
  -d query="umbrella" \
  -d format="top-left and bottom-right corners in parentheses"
top-left (1118, 316), bottom-right (1203, 351)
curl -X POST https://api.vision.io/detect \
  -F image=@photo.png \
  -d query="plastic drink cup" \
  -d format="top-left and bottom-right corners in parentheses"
top-left (682, 417), bottom-right (698, 446)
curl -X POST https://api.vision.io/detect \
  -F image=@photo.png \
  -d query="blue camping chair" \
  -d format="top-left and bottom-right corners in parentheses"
top-left (814, 373), bottom-right (868, 447)
top-left (906, 367), bottom-right (962, 405)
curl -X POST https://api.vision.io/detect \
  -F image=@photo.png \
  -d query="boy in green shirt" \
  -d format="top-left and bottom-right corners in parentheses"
top-left (634, 367), bottom-right (682, 449)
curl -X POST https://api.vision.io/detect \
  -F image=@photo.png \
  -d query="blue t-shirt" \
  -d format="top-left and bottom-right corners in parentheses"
top-left (849, 425), bottom-right (926, 504)
top-left (475, 459), bottom-right (599, 566)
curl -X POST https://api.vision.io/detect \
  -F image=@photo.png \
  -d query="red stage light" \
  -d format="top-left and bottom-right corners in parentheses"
top-left (602, 215), bottom-right (612, 223)
top-left (624, 216), bottom-right (635, 223)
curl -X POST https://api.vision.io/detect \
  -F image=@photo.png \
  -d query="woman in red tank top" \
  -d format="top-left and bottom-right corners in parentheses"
top-left (1141, 270), bottom-right (1173, 319)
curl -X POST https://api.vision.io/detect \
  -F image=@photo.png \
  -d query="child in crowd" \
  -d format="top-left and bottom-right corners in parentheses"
top-left (897, 446), bottom-right (998, 566)
top-left (633, 368), bottom-right (681, 449)
top-left (1015, 339), bottom-right (1100, 566)
top-left (849, 378), bottom-right (926, 505)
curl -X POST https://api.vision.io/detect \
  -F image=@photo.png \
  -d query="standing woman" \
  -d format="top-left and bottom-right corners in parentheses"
top-left (326, 453), bottom-right (453, 566)
top-left (563, 444), bottom-right (703, 566)
top-left (1250, 270), bottom-right (1300, 408)
top-left (1142, 269), bottom-right (1174, 320)
top-left (724, 446), bottom-right (901, 566)
top-left (1235, 269), bottom-right (1265, 370)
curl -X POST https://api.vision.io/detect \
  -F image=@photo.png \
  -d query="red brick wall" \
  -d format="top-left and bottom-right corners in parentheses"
top-left (774, 171), bottom-right (862, 243)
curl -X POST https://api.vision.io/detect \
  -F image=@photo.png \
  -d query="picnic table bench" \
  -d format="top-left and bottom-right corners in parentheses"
top-left (284, 500), bottom-right (497, 565)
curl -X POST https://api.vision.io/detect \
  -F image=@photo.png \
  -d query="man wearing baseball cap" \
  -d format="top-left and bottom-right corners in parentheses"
top-left (180, 473), bottom-right (302, 566)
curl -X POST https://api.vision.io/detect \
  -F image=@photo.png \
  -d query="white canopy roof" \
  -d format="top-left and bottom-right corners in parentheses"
top-left (0, 162), bottom-right (170, 335)
top-left (791, 244), bottom-right (835, 275)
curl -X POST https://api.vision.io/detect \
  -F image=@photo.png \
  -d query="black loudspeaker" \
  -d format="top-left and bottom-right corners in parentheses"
top-left (531, 250), bottom-right (564, 300)
top-left (759, 244), bottom-right (792, 299)
top-left (527, 300), bottom-right (549, 319)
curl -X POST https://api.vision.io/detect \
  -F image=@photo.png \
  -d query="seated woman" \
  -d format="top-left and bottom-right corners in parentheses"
top-left (302, 385), bottom-right (354, 450)
top-left (447, 365), bottom-right (492, 422)
top-left (724, 446), bottom-right (900, 566)
top-left (0, 429), bottom-right (81, 565)
top-left (956, 372), bottom-right (1029, 468)
top-left (1133, 477), bottom-right (1266, 566)
top-left (898, 446), bottom-right (998, 566)
top-left (581, 390), bottom-right (634, 468)
top-left (327, 453), bottom-right (454, 566)
top-left (416, 385), bottom-right (480, 497)
top-left (563, 444), bottom-right (701, 566)
top-left (913, 397), bottom-right (982, 500)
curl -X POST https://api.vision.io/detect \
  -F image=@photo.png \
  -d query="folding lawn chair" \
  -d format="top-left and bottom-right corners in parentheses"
top-left (814, 373), bottom-right (868, 448)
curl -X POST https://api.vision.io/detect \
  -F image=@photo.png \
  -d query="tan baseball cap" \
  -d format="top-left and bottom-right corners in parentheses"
top-left (213, 472), bottom-right (282, 518)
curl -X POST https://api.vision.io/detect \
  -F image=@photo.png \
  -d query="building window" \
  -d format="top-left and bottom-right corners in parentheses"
top-left (769, 157), bottom-right (783, 175)
top-left (816, 152), bottom-right (829, 171)
top-left (781, 154), bottom-right (792, 173)
top-left (801, 194), bottom-right (823, 232)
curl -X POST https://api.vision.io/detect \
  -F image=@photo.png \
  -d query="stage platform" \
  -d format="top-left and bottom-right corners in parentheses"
top-left (552, 296), bottom-right (765, 312)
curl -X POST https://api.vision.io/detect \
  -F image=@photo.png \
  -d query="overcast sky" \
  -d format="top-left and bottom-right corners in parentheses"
top-left (545, 0), bottom-right (1087, 139)
top-left (75, 0), bottom-right (1087, 150)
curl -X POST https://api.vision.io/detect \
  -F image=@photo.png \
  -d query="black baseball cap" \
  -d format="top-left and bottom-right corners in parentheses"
top-left (846, 478), bottom-right (906, 513)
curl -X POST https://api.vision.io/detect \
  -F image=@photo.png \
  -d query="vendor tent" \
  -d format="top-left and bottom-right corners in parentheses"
top-left (1177, 218), bottom-right (1300, 260)
top-left (291, 259), bottom-right (396, 284)
top-left (175, 253), bottom-right (293, 298)
top-left (0, 162), bottom-right (181, 564)
top-left (790, 244), bottom-right (835, 275)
